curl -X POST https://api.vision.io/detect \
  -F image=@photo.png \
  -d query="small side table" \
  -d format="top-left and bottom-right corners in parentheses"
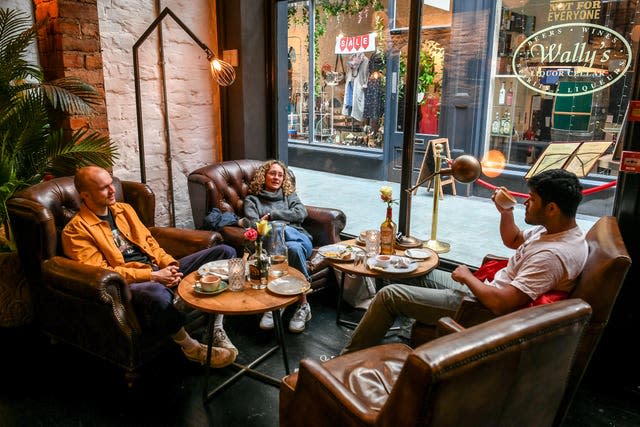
top-left (328, 239), bottom-right (439, 329)
top-left (177, 267), bottom-right (305, 402)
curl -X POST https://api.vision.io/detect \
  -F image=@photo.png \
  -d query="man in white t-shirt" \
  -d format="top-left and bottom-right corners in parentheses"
top-left (343, 169), bottom-right (588, 354)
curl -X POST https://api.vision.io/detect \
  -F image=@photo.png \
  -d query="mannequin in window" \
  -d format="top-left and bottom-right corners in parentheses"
top-left (363, 50), bottom-right (385, 142)
top-left (342, 52), bottom-right (369, 121)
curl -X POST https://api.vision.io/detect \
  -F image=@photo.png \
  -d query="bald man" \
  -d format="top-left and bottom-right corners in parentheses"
top-left (62, 166), bottom-right (237, 368)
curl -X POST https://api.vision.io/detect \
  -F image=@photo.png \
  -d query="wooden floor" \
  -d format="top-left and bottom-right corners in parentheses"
top-left (1, 287), bottom-right (639, 426)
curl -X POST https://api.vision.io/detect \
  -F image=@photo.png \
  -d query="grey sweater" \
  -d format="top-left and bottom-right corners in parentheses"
top-left (243, 189), bottom-right (311, 239)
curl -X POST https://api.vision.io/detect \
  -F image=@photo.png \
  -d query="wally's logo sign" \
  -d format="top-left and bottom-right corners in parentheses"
top-left (513, 23), bottom-right (631, 96)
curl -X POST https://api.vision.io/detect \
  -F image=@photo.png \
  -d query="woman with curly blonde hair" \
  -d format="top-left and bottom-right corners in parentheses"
top-left (244, 160), bottom-right (313, 333)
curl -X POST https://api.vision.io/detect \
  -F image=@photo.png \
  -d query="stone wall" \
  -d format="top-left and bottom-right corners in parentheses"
top-left (15, 0), bottom-right (223, 228)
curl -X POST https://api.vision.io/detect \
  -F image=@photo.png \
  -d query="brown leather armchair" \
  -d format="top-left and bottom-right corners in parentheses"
top-left (280, 299), bottom-right (592, 427)
top-left (7, 176), bottom-right (223, 385)
top-left (411, 215), bottom-right (631, 426)
top-left (188, 159), bottom-right (347, 291)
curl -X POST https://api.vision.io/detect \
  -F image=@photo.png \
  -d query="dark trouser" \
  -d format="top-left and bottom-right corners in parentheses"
top-left (129, 245), bottom-right (236, 338)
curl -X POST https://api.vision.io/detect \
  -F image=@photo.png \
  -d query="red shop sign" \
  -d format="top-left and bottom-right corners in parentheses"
top-left (335, 32), bottom-right (377, 54)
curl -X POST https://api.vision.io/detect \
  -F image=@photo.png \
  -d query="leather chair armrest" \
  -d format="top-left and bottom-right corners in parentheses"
top-left (42, 256), bottom-right (142, 338)
top-left (218, 226), bottom-right (247, 251)
top-left (454, 296), bottom-right (497, 327)
top-left (303, 205), bottom-right (347, 247)
top-left (42, 256), bottom-right (130, 302)
top-left (437, 316), bottom-right (465, 336)
top-left (149, 227), bottom-right (224, 259)
top-left (293, 358), bottom-right (377, 424)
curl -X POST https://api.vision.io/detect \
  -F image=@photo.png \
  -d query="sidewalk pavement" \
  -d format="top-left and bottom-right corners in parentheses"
top-left (291, 167), bottom-right (597, 266)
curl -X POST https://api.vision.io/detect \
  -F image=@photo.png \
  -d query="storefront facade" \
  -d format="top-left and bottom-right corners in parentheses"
top-left (280, 0), bottom-right (638, 218)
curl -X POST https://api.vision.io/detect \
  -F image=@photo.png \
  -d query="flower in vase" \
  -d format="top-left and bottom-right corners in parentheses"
top-left (243, 227), bottom-right (258, 242)
top-left (243, 220), bottom-right (271, 252)
top-left (256, 219), bottom-right (272, 238)
top-left (379, 186), bottom-right (396, 207)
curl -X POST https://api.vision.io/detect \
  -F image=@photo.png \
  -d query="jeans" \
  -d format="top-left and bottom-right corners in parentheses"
top-left (342, 269), bottom-right (473, 354)
top-left (284, 226), bottom-right (313, 279)
top-left (129, 245), bottom-right (236, 338)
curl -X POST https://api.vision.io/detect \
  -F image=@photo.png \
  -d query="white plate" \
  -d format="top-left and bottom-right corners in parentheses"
top-left (366, 256), bottom-right (418, 274)
top-left (405, 249), bottom-right (431, 260)
top-left (193, 281), bottom-right (228, 296)
top-left (318, 244), bottom-right (364, 262)
top-left (267, 276), bottom-right (311, 295)
top-left (197, 260), bottom-right (229, 280)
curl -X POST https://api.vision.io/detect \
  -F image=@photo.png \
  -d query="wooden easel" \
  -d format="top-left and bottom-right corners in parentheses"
top-left (413, 138), bottom-right (456, 199)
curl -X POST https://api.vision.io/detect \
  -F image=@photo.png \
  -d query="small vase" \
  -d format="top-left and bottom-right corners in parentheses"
top-left (248, 239), bottom-right (269, 289)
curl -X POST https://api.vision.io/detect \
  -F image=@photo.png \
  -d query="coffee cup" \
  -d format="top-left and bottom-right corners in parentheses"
top-left (200, 274), bottom-right (221, 292)
top-left (494, 187), bottom-right (517, 209)
top-left (374, 254), bottom-right (392, 269)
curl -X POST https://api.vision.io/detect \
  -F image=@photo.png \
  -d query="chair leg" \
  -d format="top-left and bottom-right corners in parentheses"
top-left (125, 369), bottom-right (140, 388)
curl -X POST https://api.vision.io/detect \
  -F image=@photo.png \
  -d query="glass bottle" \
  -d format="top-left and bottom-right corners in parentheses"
top-left (379, 206), bottom-right (396, 255)
top-left (498, 82), bottom-right (506, 105)
top-left (248, 239), bottom-right (269, 289)
top-left (491, 112), bottom-right (501, 134)
top-left (506, 83), bottom-right (513, 106)
top-left (268, 221), bottom-right (289, 278)
top-left (501, 112), bottom-right (511, 135)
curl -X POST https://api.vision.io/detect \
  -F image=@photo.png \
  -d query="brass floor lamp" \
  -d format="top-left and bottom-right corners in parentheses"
top-left (401, 144), bottom-right (482, 253)
top-left (133, 7), bottom-right (235, 226)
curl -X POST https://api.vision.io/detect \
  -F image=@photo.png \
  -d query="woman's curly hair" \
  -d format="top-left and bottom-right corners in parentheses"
top-left (248, 160), bottom-right (296, 196)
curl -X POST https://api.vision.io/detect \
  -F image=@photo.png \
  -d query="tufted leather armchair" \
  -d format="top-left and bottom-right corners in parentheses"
top-left (411, 215), bottom-right (631, 426)
top-left (280, 299), bottom-right (592, 427)
top-left (188, 159), bottom-right (347, 291)
top-left (7, 176), bottom-right (223, 385)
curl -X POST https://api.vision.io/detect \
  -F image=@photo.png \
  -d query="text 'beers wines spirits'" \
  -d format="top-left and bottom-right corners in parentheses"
top-left (380, 206), bottom-right (396, 255)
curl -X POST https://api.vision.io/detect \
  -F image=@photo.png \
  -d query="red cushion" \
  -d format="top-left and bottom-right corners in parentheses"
top-left (472, 259), bottom-right (568, 307)
top-left (472, 259), bottom-right (508, 282)
top-left (528, 290), bottom-right (569, 307)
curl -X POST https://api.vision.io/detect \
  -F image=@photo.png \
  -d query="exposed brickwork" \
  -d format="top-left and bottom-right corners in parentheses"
top-left (33, 0), bottom-right (109, 137)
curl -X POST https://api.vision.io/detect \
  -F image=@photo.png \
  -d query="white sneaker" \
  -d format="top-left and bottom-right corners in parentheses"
top-left (289, 303), bottom-right (311, 333)
top-left (260, 311), bottom-right (274, 330)
top-left (213, 328), bottom-right (238, 356)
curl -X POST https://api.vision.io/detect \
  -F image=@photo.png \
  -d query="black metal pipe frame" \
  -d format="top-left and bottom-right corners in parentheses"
top-left (133, 7), bottom-right (216, 226)
top-left (398, 0), bottom-right (423, 236)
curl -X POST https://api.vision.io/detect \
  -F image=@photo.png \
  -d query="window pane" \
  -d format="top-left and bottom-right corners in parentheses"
top-left (282, 0), bottom-right (638, 266)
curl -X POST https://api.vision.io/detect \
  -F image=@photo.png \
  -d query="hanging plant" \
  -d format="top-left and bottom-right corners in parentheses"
top-left (398, 41), bottom-right (444, 105)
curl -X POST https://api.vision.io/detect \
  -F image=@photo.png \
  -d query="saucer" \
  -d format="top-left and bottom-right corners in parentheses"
top-left (193, 281), bottom-right (228, 296)
top-left (405, 249), bottom-right (431, 260)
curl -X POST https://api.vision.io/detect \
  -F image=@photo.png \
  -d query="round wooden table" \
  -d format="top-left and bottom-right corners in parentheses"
top-left (328, 239), bottom-right (439, 328)
top-left (178, 266), bottom-right (307, 402)
top-left (178, 267), bottom-right (305, 316)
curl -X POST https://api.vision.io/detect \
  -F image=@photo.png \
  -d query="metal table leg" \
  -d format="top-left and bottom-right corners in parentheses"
top-left (203, 309), bottom-right (291, 403)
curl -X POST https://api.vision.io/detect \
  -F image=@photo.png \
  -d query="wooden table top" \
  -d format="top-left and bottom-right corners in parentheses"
top-left (177, 267), bottom-right (304, 316)
top-left (328, 239), bottom-right (439, 279)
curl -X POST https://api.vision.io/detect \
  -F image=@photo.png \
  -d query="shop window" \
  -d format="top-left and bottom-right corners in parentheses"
top-left (287, 1), bottom-right (389, 149)
top-left (280, 1), bottom-right (638, 266)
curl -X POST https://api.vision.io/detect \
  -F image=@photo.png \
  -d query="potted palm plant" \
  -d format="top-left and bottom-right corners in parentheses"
top-left (0, 8), bottom-right (118, 326)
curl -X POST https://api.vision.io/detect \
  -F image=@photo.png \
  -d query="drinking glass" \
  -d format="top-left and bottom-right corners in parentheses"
top-left (228, 258), bottom-right (245, 291)
top-left (364, 230), bottom-right (381, 258)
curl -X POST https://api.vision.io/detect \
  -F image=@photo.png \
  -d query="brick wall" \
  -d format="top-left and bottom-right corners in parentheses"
top-left (21, 0), bottom-right (223, 227)
top-left (34, 0), bottom-right (109, 135)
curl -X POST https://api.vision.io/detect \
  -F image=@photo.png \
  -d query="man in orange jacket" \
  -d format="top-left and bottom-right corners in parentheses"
top-left (62, 166), bottom-right (237, 368)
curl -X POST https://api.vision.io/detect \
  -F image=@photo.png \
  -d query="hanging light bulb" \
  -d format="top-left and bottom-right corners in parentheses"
top-left (206, 51), bottom-right (236, 86)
